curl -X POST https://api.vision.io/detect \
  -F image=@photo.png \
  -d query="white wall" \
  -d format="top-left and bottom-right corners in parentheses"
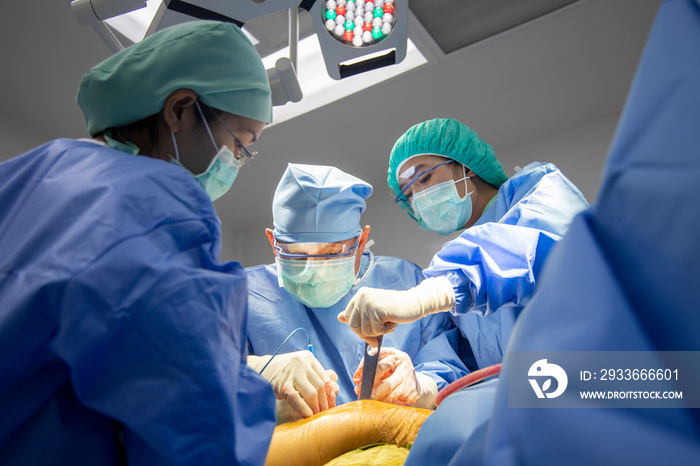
top-left (0, 104), bottom-right (621, 270)
top-left (0, 113), bottom-right (52, 162)
top-left (0, 100), bottom-right (623, 269)
top-left (224, 111), bottom-right (621, 269)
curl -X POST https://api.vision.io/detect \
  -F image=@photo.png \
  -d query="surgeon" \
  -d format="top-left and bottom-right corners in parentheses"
top-left (0, 21), bottom-right (275, 465)
top-left (406, 0), bottom-right (700, 463)
top-left (339, 118), bottom-right (590, 371)
top-left (246, 163), bottom-right (468, 422)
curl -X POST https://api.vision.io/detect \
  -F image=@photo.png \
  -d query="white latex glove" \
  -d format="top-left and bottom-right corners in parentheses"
top-left (338, 276), bottom-right (455, 346)
top-left (353, 347), bottom-right (438, 409)
top-left (248, 351), bottom-right (339, 421)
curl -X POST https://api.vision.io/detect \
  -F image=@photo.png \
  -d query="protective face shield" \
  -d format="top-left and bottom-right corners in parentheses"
top-left (170, 102), bottom-right (255, 201)
top-left (274, 238), bottom-right (360, 308)
top-left (394, 159), bottom-right (454, 217)
top-left (404, 163), bottom-right (473, 235)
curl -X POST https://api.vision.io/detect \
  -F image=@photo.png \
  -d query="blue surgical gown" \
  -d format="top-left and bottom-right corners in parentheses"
top-left (407, 0), bottom-right (700, 464)
top-left (424, 162), bottom-right (589, 369)
top-left (0, 139), bottom-right (276, 465)
top-left (246, 253), bottom-right (468, 405)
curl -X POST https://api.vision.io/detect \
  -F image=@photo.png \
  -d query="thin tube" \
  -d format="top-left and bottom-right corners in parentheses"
top-left (258, 327), bottom-right (314, 375)
top-left (289, 7), bottom-right (298, 71)
top-left (434, 363), bottom-right (502, 407)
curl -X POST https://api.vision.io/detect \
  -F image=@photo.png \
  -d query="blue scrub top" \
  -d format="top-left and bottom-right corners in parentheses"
top-left (424, 162), bottom-right (590, 369)
top-left (0, 139), bottom-right (275, 465)
top-left (406, 0), bottom-right (700, 463)
top-left (246, 253), bottom-right (469, 405)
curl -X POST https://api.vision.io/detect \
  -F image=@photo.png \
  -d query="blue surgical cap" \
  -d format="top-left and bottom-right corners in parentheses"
top-left (387, 118), bottom-right (508, 198)
top-left (273, 164), bottom-right (373, 243)
top-left (77, 20), bottom-right (271, 136)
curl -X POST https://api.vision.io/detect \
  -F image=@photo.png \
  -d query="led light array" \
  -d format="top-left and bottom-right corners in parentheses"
top-left (323, 0), bottom-right (396, 47)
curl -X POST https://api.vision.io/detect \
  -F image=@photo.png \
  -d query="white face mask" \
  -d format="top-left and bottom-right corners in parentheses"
top-left (169, 102), bottom-right (241, 202)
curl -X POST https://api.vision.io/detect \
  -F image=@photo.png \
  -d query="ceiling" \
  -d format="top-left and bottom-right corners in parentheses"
top-left (226, 0), bottom-right (579, 59)
top-left (1, 0), bottom-right (663, 262)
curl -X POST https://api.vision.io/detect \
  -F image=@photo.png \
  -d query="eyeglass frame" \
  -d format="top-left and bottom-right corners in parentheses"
top-left (204, 106), bottom-right (258, 166)
top-left (394, 159), bottom-right (455, 205)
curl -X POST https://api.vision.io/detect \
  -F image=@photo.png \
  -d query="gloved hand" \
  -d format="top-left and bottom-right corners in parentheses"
top-left (338, 276), bottom-right (455, 346)
top-left (248, 351), bottom-right (339, 422)
top-left (353, 347), bottom-right (438, 409)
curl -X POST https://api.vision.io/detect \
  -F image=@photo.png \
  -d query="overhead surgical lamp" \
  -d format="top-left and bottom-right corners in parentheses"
top-left (310, 0), bottom-right (407, 80)
top-left (267, 57), bottom-right (303, 107)
top-left (70, 0), bottom-right (409, 82)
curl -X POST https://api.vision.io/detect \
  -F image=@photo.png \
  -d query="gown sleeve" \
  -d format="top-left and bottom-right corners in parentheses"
top-left (53, 218), bottom-right (276, 465)
top-left (406, 261), bottom-right (469, 388)
top-left (424, 167), bottom-right (589, 315)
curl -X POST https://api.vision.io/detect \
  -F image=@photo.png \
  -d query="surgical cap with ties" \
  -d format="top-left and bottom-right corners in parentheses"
top-left (272, 164), bottom-right (373, 243)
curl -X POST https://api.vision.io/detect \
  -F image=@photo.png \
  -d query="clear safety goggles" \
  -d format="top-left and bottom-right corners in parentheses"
top-left (273, 238), bottom-right (360, 260)
top-left (394, 159), bottom-right (455, 213)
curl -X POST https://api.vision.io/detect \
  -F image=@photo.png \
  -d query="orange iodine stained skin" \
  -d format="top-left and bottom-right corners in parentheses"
top-left (265, 400), bottom-right (433, 466)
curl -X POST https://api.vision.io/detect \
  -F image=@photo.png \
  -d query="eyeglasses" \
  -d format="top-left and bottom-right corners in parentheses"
top-left (394, 160), bottom-right (454, 211)
top-left (209, 109), bottom-right (257, 167)
top-left (273, 238), bottom-right (360, 260)
top-left (230, 133), bottom-right (256, 166)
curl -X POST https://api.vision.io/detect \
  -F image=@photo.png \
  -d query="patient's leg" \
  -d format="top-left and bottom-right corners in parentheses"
top-left (265, 400), bottom-right (433, 466)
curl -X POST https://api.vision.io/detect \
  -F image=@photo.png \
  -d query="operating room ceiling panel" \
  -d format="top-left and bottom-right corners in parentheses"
top-left (157, 1), bottom-right (581, 62)
top-left (410, 0), bottom-right (579, 54)
top-left (242, 9), bottom-right (316, 59)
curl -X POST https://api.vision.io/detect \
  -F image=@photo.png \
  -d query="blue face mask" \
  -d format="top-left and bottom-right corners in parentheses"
top-left (276, 256), bottom-right (357, 308)
top-left (411, 173), bottom-right (473, 236)
top-left (169, 102), bottom-right (242, 202)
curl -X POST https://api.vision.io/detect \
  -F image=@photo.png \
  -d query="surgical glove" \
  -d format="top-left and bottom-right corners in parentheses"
top-left (248, 352), bottom-right (339, 421)
top-left (338, 276), bottom-right (455, 346)
top-left (353, 347), bottom-right (438, 409)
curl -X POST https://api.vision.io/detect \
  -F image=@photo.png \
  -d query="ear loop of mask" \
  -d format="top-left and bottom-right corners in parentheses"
top-left (354, 247), bottom-right (374, 287)
top-left (194, 101), bottom-right (244, 172)
top-left (170, 130), bottom-right (181, 163)
top-left (349, 235), bottom-right (376, 287)
top-left (194, 101), bottom-right (219, 153)
top-left (456, 165), bottom-right (473, 199)
top-left (169, 101), bottom-right (223, 169)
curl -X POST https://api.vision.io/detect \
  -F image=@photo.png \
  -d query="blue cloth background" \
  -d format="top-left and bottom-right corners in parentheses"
top-left (0, 139), bottom-right (276, 465)
top-left (426, 162), bottom-right (589, 370)
top-left (406, 0), bottom-right (700, 464)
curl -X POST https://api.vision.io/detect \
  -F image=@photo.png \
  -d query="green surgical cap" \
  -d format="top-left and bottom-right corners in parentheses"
top-left (77, 20), bottom-right (271, 136)
top-left (387, 118), bottom-right (508, 198)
